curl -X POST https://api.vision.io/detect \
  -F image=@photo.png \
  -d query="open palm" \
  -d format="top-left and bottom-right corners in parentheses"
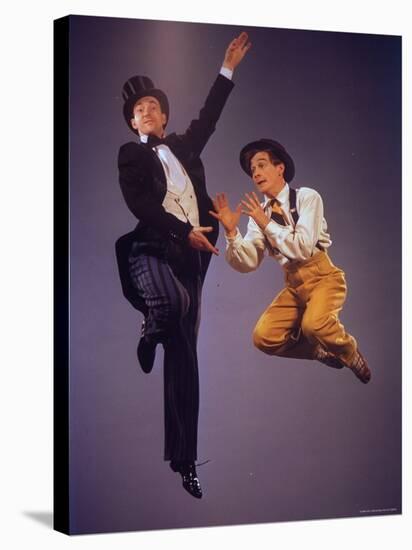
top-left (209, 193), bottom-right (242, 234)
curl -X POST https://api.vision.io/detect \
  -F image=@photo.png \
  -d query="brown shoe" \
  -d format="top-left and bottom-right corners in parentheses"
top-left (314, 345), bottom-right (345, 369)
top-left (348, 350), bottom-right (371, 384)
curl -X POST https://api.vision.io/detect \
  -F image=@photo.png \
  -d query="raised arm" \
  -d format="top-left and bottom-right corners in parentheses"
top-left (178, 32), bottom-right (251, 157)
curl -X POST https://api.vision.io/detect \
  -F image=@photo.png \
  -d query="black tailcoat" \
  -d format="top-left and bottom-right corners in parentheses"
top-left (115, 74), bottom-right (235, 310)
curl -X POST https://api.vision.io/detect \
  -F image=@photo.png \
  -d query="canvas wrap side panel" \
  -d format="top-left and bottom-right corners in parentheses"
top-left (53, 15), bottom-right (70, 536)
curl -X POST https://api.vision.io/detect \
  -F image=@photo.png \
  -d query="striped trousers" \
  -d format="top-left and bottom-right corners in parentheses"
top-left (129, 252), bottom-right (202, 462)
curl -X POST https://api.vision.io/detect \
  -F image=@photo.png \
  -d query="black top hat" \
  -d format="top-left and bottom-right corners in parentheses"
top-left (239, 138), bottom-right (295, 182)
top-left (122, 75), bottom-right (170, 135)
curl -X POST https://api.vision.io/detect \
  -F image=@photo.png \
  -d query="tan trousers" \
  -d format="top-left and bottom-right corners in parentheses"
top-left (253, 250), bottom-right (357, 366)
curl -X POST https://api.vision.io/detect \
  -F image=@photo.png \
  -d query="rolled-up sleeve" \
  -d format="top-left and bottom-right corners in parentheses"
top-left (225, 218), bottom-right (266, 273)
top-left (263, 189), bottom-right (324, 261)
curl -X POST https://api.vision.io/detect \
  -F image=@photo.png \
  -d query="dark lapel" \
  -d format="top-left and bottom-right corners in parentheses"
top-left (137, 136), bottom-right (168, 194)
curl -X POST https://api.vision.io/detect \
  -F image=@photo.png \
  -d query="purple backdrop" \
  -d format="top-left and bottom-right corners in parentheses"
top-left (67, 15), bottom-right (401, 534)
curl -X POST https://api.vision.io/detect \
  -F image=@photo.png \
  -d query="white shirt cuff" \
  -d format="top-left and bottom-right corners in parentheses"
top-left (220, 66), bottom-right (233, 80)
top-left (224, 227), bottom-right (241, 245)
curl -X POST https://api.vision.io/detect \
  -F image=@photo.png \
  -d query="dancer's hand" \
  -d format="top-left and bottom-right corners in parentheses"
top-left (188, 226), bottom-right (219, 255)
top-left (241, 192), bottom-right (271, 231)
top-left (209, 193), bottom-right (242, 238)
top-left (223, 31), bottom-right (252, 72)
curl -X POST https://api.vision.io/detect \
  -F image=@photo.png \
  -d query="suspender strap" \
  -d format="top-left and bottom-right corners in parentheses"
top-left (288, 187), bottom-right (299, 226)
top-left (288, 187), bottom-right (323, 251)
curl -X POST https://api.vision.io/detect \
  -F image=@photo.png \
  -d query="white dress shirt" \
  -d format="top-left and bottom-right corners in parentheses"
top-left (225, 183), bottom-right (332, 271)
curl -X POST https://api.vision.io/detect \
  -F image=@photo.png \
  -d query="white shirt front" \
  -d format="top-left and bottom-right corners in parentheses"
top-left (139, 136), bottom-right (200, 225)
top-left (139, 66), bottom-right (234, 226)
top-left (225, 183), bottom-right (332, 271)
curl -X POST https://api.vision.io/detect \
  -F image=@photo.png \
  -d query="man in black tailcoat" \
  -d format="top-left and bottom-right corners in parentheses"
top-left (116, 32), bottom-right (251, 498)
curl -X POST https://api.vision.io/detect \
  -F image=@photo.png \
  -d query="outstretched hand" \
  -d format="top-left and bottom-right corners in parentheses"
top-left (188, 226), bottom-right (219, 255)
top-left (209, 193), bottom-right (242, 237)
top-left (223, 31), bottom-right (252, 72)
top-left (241, 192), bottom-right (270, 231)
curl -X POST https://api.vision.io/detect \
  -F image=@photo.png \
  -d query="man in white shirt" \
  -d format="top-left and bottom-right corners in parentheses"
top-left (210, 138), bottom-right (371, 384)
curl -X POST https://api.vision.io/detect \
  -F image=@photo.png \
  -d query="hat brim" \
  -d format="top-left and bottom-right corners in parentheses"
top-left (123, 88), bottom-right (170, 135)
top-left (239, 139), bottom-right (295, 183)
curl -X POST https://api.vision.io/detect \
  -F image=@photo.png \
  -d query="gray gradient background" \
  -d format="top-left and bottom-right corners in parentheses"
top-left (68, 15), bottom-right (401, 534)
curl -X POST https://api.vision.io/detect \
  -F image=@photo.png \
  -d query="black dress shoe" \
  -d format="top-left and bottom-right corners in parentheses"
top-left (137, 319), bottom-right (157, 374)
top-left (170, 461), bottom-right (202, 499)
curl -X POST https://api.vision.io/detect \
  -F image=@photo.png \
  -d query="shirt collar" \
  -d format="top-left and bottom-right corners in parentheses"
top-left (263, 182), bottom-right (289, 209)
top-left (275, 183), bottom-right (289, 205)
top-left (138, 133), bottom-right (167, 147)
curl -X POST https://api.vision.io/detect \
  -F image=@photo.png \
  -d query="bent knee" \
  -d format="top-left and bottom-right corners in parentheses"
top-left (252, 322), bottom-right (285, 355)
